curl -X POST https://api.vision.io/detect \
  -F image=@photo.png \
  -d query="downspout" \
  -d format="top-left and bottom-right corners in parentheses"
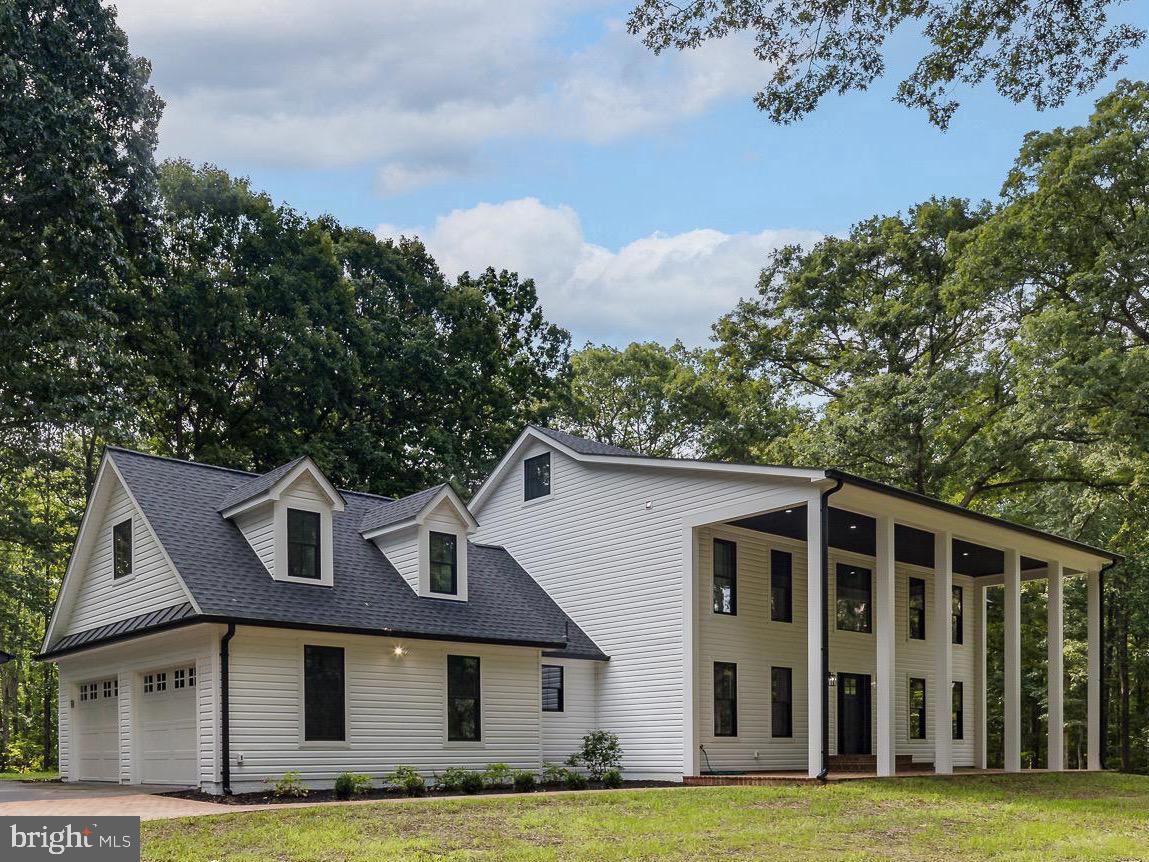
top-left (1099, 559), bottom-right (1117, 771)
top-left (818, 478), bottom-right (844, 781)
top-left (220, 623), bottom-right (236, 795)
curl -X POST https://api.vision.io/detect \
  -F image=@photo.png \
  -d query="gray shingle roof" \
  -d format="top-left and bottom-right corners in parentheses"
top-left (531, 426), bottom-right (642, 458)
top-left (216, 456), bottom-right (309, 512)
top-left (358, 484), bottom-right (448, 534)
top-left (62, 448), bottom-right (605, 660)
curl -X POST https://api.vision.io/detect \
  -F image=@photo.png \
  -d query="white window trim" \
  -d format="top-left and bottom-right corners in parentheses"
top-left (422, 526), bottom-right (467, 600)
top-left (112, 516), bottom-right (137, 585)
top-left (521, 451), bottom-right (554, 508)
top-left (275, 501), bottom-right (335, 587)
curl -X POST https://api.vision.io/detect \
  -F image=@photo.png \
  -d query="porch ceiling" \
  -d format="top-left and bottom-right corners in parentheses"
top-left (728, 506), bottom-right (1047, 577)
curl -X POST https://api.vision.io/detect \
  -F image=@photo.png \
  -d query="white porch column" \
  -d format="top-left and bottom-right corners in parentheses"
top-left (1047, 561), bottom-right (1064, 771)
top-left (1003, 549), bottom-right (1022, 772)
top-left (933, 531), bottom-right (954, 774)
top-left (1087, 569), bottom-right (1102, 771)
top-left (975, 584), bottom-right (987, 770)
top-left (875, 515), bottom-right (897, 777)
top-left (807, 502), bottom-right (825, 778)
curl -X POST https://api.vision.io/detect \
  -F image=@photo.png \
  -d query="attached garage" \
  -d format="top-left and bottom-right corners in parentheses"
top-left (137, 665), bottom-right (198, 784)
top-left (75, 678), bottom-right (119, 781)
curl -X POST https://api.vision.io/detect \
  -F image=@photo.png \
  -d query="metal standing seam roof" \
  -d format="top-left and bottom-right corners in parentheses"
top-left (44, 448), bottom-right (606, 661)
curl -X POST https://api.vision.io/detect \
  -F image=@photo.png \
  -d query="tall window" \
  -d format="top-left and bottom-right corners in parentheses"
top-left (304, 645), bottom-right (345, 741)
top-left (952, 681), bottom-right (964, 740)
top-left (429, 531), bottom-right (458, 594)
top-left (541, 664), bottom-right (564, 712)
top-left (113, 519), bottom-right (132, 579)
top-left (771, 666), bottom-right (793, 738)
top-left (713, 662), bottom-right (737, 737)
top-left (771, 549), bottom-right (792, 622)
top-left (287, 509), bottom-right (321, 579)
top-left (909, 677), bottom-right (927, 740)
top-left (836, 564), bottom-right (872, 632)
top-left (524, 453), bottom-right (551, 501)
top-left (908, 577), bottom-right (926, 640)
top-left (447, 655), bottom-right (481, 741)
top-left (712, 539), bottom-right (737, 615)
top-left (952, 585), bottom-right (964, 645)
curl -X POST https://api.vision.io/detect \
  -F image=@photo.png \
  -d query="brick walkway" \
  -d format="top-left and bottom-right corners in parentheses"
top-left (0, 782), bottom-right (234, 820)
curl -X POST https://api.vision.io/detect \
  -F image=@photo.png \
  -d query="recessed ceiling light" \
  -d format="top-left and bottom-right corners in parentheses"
top-left (849, 524), bottom-right (857, 529)
top-left (784, 509), bottom-right (793, 514)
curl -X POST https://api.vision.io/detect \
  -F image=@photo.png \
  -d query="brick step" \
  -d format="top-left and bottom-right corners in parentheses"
top-left (826, 754), bottom-right (926, 771)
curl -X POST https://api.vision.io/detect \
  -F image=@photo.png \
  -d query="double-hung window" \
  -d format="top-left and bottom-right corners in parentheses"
top-left (447, 655), bottom-right (481, 741)
top-left (771, 549), bottom-right (792, 622)
top-left (541, 665), bottom-right (564, 712)
top-left (429, 531), bottom-right (458, 595)
top-left (712, 539), bottom-right (737, 615)
top-left (287, 509), bottom-right (321, 580)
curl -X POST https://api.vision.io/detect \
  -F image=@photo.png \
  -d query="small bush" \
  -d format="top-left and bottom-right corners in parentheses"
top-left (512, 770), bottom-right (537, 793)
top-left (566, 730), bottom-right (622, 781)
top-left (482, 762), bottom-right (513, 787)
top-left (385, 765), bottom-right (425, 797)
top-left (541, 762), bottom-right (568, 786)
top-left (460, 770), bottom-right (485, 794)
top-left (601, 769), bottom-right (623, 789)
top-left (267, 770), bottom-right (308, 798)
top-left (563, 770), bottom-right (589, 790)
top-left (333, 772), bottom-right (373, 800)
top-left (437, 766), bottom-right (471, 791)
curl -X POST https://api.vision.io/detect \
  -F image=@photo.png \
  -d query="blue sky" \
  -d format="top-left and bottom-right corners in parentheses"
top-left (113, 1), bottom-right (1149, 346)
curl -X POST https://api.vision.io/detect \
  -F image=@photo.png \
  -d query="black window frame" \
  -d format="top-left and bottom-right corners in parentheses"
top-left (770, 549), bottom-right (793, 623)
top-left (541, 664), bottom-right (564, 712)
top-left (523, 453), bottom-right (551, 501)
top-left (952, 680), bottom-right (964, 740)
top-left (447, 655), bottom-right (482, 742)
top-left (303, 645), bottom-right (345, 742)
top-left (287, 508), bottom-right (322, 580)
top-left (952, 585), bottom-right (964, 645)
top-left (836, 563), bottom-right (872, 633)
top-left (771, 666), bottom-right (793, 738)
top-left (112, 518), bottom-right (132, 580)
top-left (429, 531), bottom-right (459, 595)
top-left (713, 661), bottom-right (737, 737)
top-left (909, 677), bottom-right (927, 740)
top-left (712, 539), bottom-right (737, 615)
top-left (908, 576), bottom-right (926, 640)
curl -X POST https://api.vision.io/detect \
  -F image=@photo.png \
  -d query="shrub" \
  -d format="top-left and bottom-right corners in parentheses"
top-left (601, 769), bottom-right (623, 789)
top-left (563, 770), bottom-right (589, 790)
top-left (267, 770), bottom-right (308, 798)
top-left (334, 772), bottom-right (373, 800)
top-left (541, 762), bottom-right (568, 786)
top-left (512, 770), bottom-right (537, 793)
top-left (384, 765), bottom-right (425, 797)
top-left (566, 730), bottom-right (622, 781)
top-left (437, 766), bottom-right (471, 791)
top-left (482, 762), bottom-right (513, 788)
top-left (460, 770), bottom-right (485, 795)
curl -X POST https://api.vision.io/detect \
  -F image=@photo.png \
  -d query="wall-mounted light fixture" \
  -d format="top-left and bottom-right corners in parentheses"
top-left (393, 645), bottom-right (407, 658)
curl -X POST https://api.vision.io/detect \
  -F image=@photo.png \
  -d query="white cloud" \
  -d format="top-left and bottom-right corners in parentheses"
top-left (377, 198), bottom-right (821, 345)
top-left (110, 1), bottom-right (764, 193)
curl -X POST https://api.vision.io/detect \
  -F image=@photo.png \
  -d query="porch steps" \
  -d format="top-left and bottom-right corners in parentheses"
top-left (826, 754), bottom-right (928, 772)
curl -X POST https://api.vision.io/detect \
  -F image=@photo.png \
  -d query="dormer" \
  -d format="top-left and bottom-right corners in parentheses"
top-left (219, 456), bottom-right (346, 587)
top-left (360, 484), bottom-right (478, 601)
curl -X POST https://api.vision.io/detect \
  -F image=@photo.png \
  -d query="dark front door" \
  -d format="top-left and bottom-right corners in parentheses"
top-left (837, 672), bottom-right (872, 755)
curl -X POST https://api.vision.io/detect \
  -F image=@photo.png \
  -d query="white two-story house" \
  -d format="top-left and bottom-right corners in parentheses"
top-left (39, 427), bottom-right (1118, 791)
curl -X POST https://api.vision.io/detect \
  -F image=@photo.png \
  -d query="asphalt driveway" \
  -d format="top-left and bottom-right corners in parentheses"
top-left (0, 780), bottom-right (235, 819)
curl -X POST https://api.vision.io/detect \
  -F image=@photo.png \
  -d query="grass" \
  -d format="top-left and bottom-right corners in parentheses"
top-left (142, 772), bottom-right (1149, 862)
top-left (0, 770), bottom-right (58, 781)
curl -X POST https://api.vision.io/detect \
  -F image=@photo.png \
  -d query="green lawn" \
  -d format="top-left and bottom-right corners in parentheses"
top-left (0, 770), bottom-right (58, 781)
top-left (143, 772), bottom-right (1149, 862)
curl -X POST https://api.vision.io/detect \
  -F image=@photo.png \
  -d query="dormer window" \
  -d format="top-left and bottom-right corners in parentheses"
top-left (287, 509), bottom-right (321, 580)
top-left (524, 452), bottom-right (551, 501)
top-left (429, 531), bottom-right (458, 595)
top-left (113, 519), bottom-right (132, 579)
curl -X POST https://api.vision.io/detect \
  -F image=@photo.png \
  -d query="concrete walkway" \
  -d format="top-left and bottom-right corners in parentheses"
top-left (0, 781), bottom-right (235, 820)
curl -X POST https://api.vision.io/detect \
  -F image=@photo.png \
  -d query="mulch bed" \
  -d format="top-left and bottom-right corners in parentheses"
top-left (162, 780), bottom-right (675, 805)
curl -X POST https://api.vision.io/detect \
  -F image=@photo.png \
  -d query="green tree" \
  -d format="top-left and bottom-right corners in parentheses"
top-left (627, 0), bottom-right (1144, 128)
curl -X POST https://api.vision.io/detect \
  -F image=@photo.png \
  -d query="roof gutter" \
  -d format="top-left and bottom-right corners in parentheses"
top-left (818, 477), bottom-right (844, 781)
top-left (220, 623), bottom-right (236, 795)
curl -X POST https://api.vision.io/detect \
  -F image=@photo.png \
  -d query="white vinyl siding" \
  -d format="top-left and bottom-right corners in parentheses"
top-left (235, 505), bottom-right (275, 575)
top-left (374, 527), bottom-right (420, 593)
top-left (472, 439), bottom-right (814, 778)
top-left (225, 628), bottom-right (542, 791)
top-left (61, 473), bottom-right (188, 636)
top-left (541, 659), bottom-right (599, 764)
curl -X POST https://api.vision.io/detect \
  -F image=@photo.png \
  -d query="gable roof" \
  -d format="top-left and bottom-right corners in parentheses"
top-left (532, 427), bottom-right (642, 457)
top-left (217, 455), bottom-right (346, 515)
top-left (216, 456), bottom-right (308, 512)
top-left (358, 483), bottom-right (478, 538)
top-left (40, 448), bottom-right (605, 661)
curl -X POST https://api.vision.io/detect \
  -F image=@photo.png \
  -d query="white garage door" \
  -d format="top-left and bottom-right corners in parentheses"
top-left (138, 665), bottom-right (197, 785)
top-left (76, 679), bottom-right (119, 781)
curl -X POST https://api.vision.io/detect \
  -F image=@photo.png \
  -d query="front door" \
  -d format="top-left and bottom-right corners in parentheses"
top-left (837, 672), bottom-right (872, 755)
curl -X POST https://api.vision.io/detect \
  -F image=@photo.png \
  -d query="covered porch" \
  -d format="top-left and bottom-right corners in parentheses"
top-left (683, 472), bottom-right (1117, 780)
